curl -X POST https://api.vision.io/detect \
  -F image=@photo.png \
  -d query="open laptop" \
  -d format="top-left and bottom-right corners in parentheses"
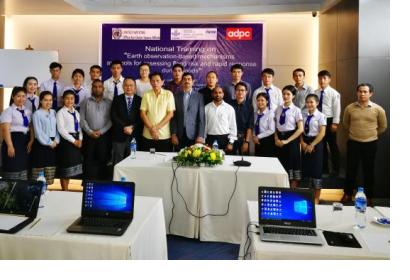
top-left (67, 180), bottom-right (135, 236)
top-left (0, 179), bottom-right (43, 233)
top-left (258, 186), bottom-right (323, 245)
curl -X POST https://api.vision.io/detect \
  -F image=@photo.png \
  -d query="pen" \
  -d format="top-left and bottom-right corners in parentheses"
top-left (28, 218), bottom-right (41, 229)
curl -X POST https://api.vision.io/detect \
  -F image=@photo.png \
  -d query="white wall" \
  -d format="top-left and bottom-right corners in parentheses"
top-left (4, 13), bottom-right (318, 106)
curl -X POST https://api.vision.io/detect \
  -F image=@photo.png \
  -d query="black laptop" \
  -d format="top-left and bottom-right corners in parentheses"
top-left (0, 179), bottom-right (43, 234)
top-left (258, 186), bottom-right (323, 245)
top-left (67, 180), bottom-right (135, 236)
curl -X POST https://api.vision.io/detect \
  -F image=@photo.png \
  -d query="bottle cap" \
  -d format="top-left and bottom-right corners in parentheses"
top-left (358, 187), bottom-right (364, 192)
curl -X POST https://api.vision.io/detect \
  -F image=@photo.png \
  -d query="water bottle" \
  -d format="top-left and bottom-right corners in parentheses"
top-left (212, 140), bottom-right (219, 150)
top-left (354, 187), bottom-right (367, 229)
top-left (120, 176), bottom-right (126, 182)
top-left (130, 138), bottom-right (137, 159)
top-left (37, 171), bottom-right (47, 208)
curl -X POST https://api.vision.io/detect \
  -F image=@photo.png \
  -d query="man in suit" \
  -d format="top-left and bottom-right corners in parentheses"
top-left (110, 77), bottom-right (142, 165)
top-left (171, 73), bottom-right (205, 151)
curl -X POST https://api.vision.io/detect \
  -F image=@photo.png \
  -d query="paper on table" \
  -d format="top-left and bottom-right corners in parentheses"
top-left (0, 214), bottom-right (28, 230)
top-left (359, 231), bottom-right (390, 255)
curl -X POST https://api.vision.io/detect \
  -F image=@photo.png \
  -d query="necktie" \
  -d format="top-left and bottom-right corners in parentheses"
top-left (254, 113), bottom-right (264, 136)
top-left (52, 81), bottom-right (58, 109)
top-left (265, 88), bottom-right (271, 110)
top-left (17, 109), bottom-right (29, 127)
top-left (114, 81), bottom-right (119, 98)
top-left (68, 111), bottom-right (79, 132)
top-left (29, 97), bottom-right (36, 112)
top-left (318, 90), bottom-right (324, 112)
top-left (304, 114), bottom-right (314, 135)
top-left (73, 88), bottom-right (81, 106)
top-left (279, 107), bottom-right (290, 125)
top-left (127, 97), bottom-right (132, 114)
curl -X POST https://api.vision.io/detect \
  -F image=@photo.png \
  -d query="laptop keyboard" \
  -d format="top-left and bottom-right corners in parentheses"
top-left (80, 217), bottom-right (125, 228)
top-left (263, 227), bottom-right (317, 236)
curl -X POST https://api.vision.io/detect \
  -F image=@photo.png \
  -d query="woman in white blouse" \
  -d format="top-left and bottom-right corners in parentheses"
top-left (0, 87), bottom-right (34, 179)
top-left (56, 90), bottom-right (83, 191)
top-left (253, 92), bottom-right (276, 157)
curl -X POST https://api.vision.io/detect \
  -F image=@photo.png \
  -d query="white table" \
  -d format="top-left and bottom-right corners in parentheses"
top-left (113, 152), bottom-right (289, 244)
top-left (0, 192), bottom-right (168, 260)
top-left (239, 201), bottom-right (390, 259)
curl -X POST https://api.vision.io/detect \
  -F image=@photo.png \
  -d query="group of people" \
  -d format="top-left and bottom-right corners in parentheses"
top-left (0, 61), bottom-right (387, 203)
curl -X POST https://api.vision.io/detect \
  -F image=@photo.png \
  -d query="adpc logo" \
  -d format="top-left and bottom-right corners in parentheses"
top-left (225, 27), bottom-right (253, 41)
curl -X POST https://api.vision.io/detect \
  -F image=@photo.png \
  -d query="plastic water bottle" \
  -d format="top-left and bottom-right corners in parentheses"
top-left (37, 171), bottom-right (47, 208)
top-left (212, 140), bottom-right (219, 150)
top-left (120, 176), bottom-right (126, 182)
top-left (354, 187), bottom-right (367, 229)
top-left (130, 138), bottom-right (137, 159)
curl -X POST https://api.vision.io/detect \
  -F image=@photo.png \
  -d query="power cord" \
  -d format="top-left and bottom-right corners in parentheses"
top-left (168, 162), bottom-right (240, 231)
top-left (239, 221), bottom-right (259, 260)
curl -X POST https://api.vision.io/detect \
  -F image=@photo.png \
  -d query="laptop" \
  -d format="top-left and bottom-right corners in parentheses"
top-left (258, 186), bottom-right (323, 245)
top-left (67, 180), bottom-right (135, 236)
top-left (0, 179), bottom-right (43, 233)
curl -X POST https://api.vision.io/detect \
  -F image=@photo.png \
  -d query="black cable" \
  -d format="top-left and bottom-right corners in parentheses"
top-left (238, 221), bottom-right (259, 259)
top-left (172, 163), bottom-right (240, 219)
top-left (168, 162), bottom-right (181, 233)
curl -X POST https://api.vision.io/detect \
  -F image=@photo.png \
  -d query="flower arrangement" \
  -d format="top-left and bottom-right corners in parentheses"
top-left (175, 143), bottom-right (224, 167)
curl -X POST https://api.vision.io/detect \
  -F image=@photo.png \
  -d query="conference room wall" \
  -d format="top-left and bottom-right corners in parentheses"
top-left (4, 13), bottom-right (318, 93)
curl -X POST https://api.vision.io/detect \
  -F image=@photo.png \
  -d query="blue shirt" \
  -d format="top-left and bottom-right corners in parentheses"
top-left (32, 108), bottom-right (60, 146)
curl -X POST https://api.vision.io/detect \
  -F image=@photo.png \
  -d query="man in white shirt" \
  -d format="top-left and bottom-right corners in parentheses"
top-left (40, 62), bottom-right (65, 110)
top-left (314, 70), bottom-right (341, 176)
top-left (293, 68), bottom-right (314, 109)
top-left (204, 86), bottom-right (237, 152)
top-left (103, 60), bottom-right (124, 100)
top-left (252, 68), bottom-right (282, 113)
top-left (85, 65), bottom-right (102, 93)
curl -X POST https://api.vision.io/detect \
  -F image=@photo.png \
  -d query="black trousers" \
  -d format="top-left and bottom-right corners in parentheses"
top-left (206, 134), bottom-right (229, 150)
top-left (323, 118), bottom-right (340, 174)
top-left (344, 139), bottom-right (378, 198)
top-left (174, 129), bottom-right (196, 152)
top-left (141, 137), bottom-right (172, 152)
top-left (83, 132), bottom-right (111, 180)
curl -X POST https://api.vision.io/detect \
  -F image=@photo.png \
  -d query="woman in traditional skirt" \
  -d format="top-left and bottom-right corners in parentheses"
top-left (274, 85), bottom-right (303, 188)
top-left (31, 91), bottom-right (60, 185)
top-left (253, 92), bottom-right (276, 157)
top-left (56, 90), bottom-right (83, 191)
top-left (1, 86), bottom-right (34, 179)
top-left (23, 76), bottom-right (40, 113)
top-left (301, 94), bottom-right (327, 203)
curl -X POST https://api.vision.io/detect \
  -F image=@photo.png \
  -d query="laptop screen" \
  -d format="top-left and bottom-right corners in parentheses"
top-left (258, 187), bottom-right (316, 227)
top-left (82, 181), bottom-right (135, 218)
top-left (0, 179), bottom-right (42, 217)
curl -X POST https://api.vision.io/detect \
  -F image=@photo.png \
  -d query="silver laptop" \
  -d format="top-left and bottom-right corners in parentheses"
top-left (258, 187), bottom-right (323, 245)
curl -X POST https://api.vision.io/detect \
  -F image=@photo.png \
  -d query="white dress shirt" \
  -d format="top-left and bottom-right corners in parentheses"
top-left (0, 104), bottom-right (32, 133)
top-left (254, 108), bottom-right (276, 139)
top-left (294, 83), bottom-right (314, 109)
top-left (275, 103), bottom-right (303, 132)
top-left (135, 79), bottom-right (153, 98)
top-left (25, 93), bottom-right (40, 113)
top-left (252, 84), bottom-right (283, 112)
top-left (56, 106), bottom-right (83, 143)
top-left (40, 79), bottom-right (65, 107)
top-left (205, 101), bottom-right (237, 143)
top-left (103, 76), bottom-right (124, 100)
top-left (313, 86), bottom-right (341, 124)
top-left (302, 109), bottom-right (327, 137)
top-left (63, 85), bottom-right (90, 108)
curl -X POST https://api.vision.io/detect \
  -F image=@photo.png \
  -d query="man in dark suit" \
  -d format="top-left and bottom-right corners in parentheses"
top-left (111, 77), bottom-right (142, 165)
top-left (171, 72), bottom-right (205, 151)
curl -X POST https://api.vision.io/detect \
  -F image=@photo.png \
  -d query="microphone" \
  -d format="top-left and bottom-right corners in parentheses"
top-left (233, 138), bottom-right (251, 167)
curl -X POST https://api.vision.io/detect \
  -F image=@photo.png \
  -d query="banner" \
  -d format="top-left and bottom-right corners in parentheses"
top-left (101, 23), bottom-right (263, 91)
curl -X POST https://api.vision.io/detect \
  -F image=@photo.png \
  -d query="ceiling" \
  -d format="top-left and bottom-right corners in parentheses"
top-left (1, 0), bottom-right (341, 15)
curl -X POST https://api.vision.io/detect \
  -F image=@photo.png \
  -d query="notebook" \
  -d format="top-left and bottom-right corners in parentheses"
top-left (0, 179), bottom-right (43, 233)
top-left (258, 186), bottom-right (323, 245)
top-left (67, 180), bottom-right (135, 236)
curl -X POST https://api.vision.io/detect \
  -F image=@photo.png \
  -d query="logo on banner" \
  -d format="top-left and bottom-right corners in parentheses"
top-left (171, 28), bottom-right (217, 40)
top-left (111, 28), bottom-right (161, 40)
top-left (225, 28), bottom-right (253, 40)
